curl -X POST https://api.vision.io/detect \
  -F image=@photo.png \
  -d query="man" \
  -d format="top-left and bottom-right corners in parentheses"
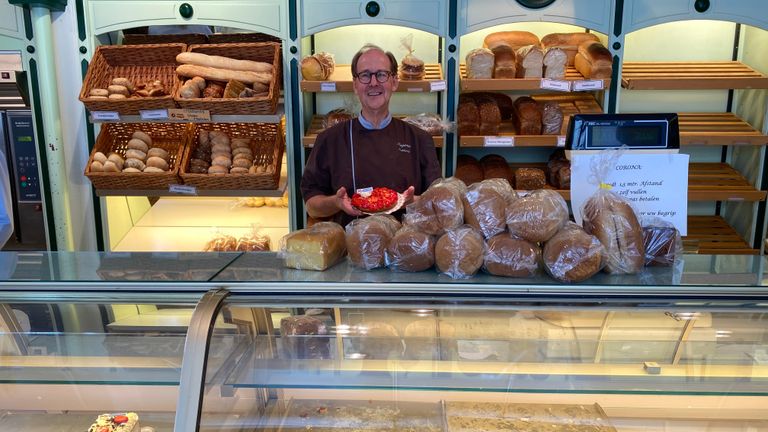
top-left (301, 43), bottom-right (441, 227)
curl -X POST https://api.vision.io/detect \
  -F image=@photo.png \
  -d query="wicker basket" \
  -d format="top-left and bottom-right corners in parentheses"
top-left (85, 123), bottom-right (191, 191)
top-left (123, 33), bottom-right (209, 45)
top-left (79, 44), bottom-right (186, 115)
top-left (207, 32), bottom-right (282, 44)
top-left (180, 123), bottom-right (284, 190)
top-left (174, 42), bottom-right (281, 115)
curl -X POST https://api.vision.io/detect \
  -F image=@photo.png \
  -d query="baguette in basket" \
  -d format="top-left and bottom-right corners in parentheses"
top-left (176, 52), bottom-right (273, 73)
top-left (176, 64), bottom-right (272, 85)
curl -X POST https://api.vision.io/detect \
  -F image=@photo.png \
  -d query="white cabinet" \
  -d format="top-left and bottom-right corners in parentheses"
top-left (300, 0), bottom-right (447, 36)
top-left (0, 1), bottom-right (25, 41)
top-left (623, 0), bottom-right (768, 34)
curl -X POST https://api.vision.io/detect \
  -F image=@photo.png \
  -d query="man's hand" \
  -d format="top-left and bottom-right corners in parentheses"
top-left (336, 187), bottom-right (363, 216)
top-left (401, 186), bottom-right (416, 204)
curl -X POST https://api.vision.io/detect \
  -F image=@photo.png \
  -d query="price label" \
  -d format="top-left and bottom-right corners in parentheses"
top-left (167, 109), bottom-right (211, 122)
top-left (91, 111), bottom-right (120, 121)
top-left (430, 80), bottom-right (447, 92)
top-left (140, 109), bottom-right (169, 120)
top-left (540, 79), bottom-right (572, 92)
top-left (557, 136), bottom-right (566, 147)
top-left (169, 184), bottom-right (197, 195)
top-left (573, 79), bottom-right (604, 91)
top-left (407, 87), bottom-right (424, 92)
top-left (320, 82), bottom-right (336, 92)
top-left (483, 136), bottom-right (514, 147)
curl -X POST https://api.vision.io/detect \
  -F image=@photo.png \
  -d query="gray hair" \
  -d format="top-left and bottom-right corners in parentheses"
top-left (350, 43), bottom-right (398, 75)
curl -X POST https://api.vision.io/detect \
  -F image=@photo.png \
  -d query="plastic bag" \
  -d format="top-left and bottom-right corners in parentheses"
top-left (345, 214), bottom-right (401, 270)
top-left (399, 34), bottom-right (425, 80)
top-left (641, 217), bottom-right (682, 266)
top-left (543, 222), bottom-right (605, 283)
top-left (280, 314), bottom-right (331, 359)
top-left (279, 221), bottom-right (346, 271)
top-left (484, 233), bottom-right (541, 278)
top-left (435, 225), bottom-right (485, 279)
top-left (506, 189), bottom-right (568, 243)
top-left (581, 148), bottom-right (645, 274)
top-left (236, 224), bottom-right (271, 252)
top-left (322, 96), bottom-right (358, 130)
top-left (385, 225), bottom-right (435, 272)
top-left (404, 177), bottom-right (467, 236)
top-left (203, 229), bottom-right (237, 252)
top-left (402, 113), bottom-right (456, 135)
top-left (463, 178), bottom-right (516, 239)
top-left (300, 51), bottom-right (335, 81)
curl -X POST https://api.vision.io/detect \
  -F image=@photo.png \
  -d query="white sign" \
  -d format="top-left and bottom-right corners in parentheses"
top-left (557, 136), bottom-right (566, 147)
top-left (169, 184), bottom-right (197, 195)
top-left (320, 82), bottom-right (336, 92)
top-left (140, 109), bottom-right (169, 120)
top-left (573, 80), bottom-right (604, 91)
top-left (406, 87), bottom-right (424, 92)
top-left (483, 136), bottom-right (514, 147)
top-left (540, 78), bottom-right (571, 92)
top-left (430, 80), bottom-right (447, 92)
top-left (570, 152), bottom-right (690, 235)
top-left (91, 111), bottom-right (120, 121)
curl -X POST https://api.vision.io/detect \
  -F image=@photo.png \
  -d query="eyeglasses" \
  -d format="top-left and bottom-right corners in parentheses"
top-left (354, 70), bottom-right (392, 84)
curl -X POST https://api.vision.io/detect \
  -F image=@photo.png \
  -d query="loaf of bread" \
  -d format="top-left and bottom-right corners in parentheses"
top-left (544, 222), bottom-right (605, 283)
top-left (463, 178), bottom-right (516, 239)
top-left (557, 166), bottom-right (571, 189)
top-left (484, 234), bottom-right (541, 277)
top-left (457, 95), bottom-right (480, 136)
top-left (506, 189), bottom-right (569, 243)
top-left (486, 92), bottom-right (514, 120)
top-left (477, 94), bottom-right (502, 135)
top-left (515, 167), bottom-right (546, 190)
top-left (435, 226), bottom-right (485, 279)
top-left (480, 154), bottom-right (512, 183)
top-left (386, 226), bottom-right (435, 272)
top-left (484, 31), bottom-right (540, 50)
top-left (323, 108), bottom-right (353, 130)
top-left (543, 47), bottom-right (567, 79)
top-left (490, 43), bottom-right (516, 79)
top-left (643, 225), bottom-right (680, 266)
top-left (512, 96), bottom-right (542, 135)
top-left (541, 32), bottom-right (600, 66)
top-left (176, 64), bottom-right (272, 85)
top-left (455, 155), bottom-right (484, 186)
top-left (515, 45), bottom-right (544, 78)
top-left (281, 315), bottom-right (330, 359)
top-left (300, 52), bottom-right (335, 80)
top-left (574, 41), bottom-right (613, 79)
top-left (345, 214), bottom-right (401, 270)
top-left (541, 101), bottom-right (564, 135)
top-left (403, 177), bottom-right (466, 235)
top-left (177, 52), bottom-right (273, 73)
top-left (282, 221), bottom-right (346, 271)
top-left (582, 190), bottom-right (645, 274)
top-left (466, 48), bottom-right (494, 79)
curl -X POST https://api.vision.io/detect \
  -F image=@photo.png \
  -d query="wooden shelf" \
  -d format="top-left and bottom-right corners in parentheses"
top-left (684, 216), bottom-right (758, 255)
top-left (621, 61), bottom-right (768, 90)
top-left (679, 113), bottom-right (768, 146)
top-left (300, 64), bottom-right (444, 93)
top-left (303, 115), bottom-right (444, 148)
top-left (459, 65), bottom-right (610, 91)
top-left (495, 162), bottom-right (764, 202)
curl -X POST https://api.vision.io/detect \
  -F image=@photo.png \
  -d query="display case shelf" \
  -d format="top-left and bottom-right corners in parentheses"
top-left (459, 65), bottom-right (610, 91)
top-left (684, 215), bottom-right (758, 255)
top-left (679, 113), bottom-right (768, 146)
top-left (94, 173), bottom-right (288, 197)
top-left (621, 61), bottom-right (768, 90)
top-left (300, 64), bottom-right (444, 92)
top-left (303, 115), bottom-right (444, 148)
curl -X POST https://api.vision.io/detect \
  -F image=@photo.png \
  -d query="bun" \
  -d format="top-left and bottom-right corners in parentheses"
top-left (574, 41), bottom-right (612, 79)
top-left (506, 189), bottom-right (568, 242)
top-left (386, 227), bottom-right (435, 272)
top-left (435, 226), bottom-right (485, 279)
top-left (484, 31), bottom-right (540, 50)
top-left (484, 234), bottom-right (541, 277)
top-left (541, 32), bottom-right (600, 66)
top-left (582, 191), bottom-right (645, 274)
top-left (404, 178), bottom-right (466, 235)
top-left (462, 179), bottom-right (514, 239)
top-left (466, 48), bottom-right (494, 79)
top-left (543, 222), bottom-right (604, 283)
top-left (345, 215), bottom-right (401, 270)
top-left (512, 96), bottom-right (542, 135)
top-left (515, 45), bottom-right (544, 78)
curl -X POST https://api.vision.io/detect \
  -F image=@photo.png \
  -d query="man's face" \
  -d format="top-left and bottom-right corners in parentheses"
top-left (353, 49), bottom-right (399, 113)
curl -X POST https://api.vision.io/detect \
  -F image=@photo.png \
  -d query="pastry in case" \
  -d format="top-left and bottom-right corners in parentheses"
top-left (87, 412), bottom-right (139, 432)
top-left (445, 401), bottom-right (616, 431)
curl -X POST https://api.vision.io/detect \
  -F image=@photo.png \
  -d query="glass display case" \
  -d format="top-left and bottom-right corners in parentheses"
top-left (1, 251), bottom-right (768, 431)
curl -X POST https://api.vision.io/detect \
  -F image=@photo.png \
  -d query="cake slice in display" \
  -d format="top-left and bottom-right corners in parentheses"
top-left (87, 412), bottom-right (139, 432)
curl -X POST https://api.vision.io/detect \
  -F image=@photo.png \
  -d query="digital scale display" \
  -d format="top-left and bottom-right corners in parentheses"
top-left (567, 113), bottom-right (680, 152)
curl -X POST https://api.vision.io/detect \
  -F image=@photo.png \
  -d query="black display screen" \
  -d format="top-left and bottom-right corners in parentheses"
top-left (588, 123), bottom-right (666, 148)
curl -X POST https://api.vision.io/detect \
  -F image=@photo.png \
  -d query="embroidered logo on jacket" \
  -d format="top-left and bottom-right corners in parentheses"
top-left (397, 143), bottom-right (411, 153)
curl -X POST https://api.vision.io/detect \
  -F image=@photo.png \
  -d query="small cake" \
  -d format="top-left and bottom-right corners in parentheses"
top-left (87, 412), bottom-right (139, 432)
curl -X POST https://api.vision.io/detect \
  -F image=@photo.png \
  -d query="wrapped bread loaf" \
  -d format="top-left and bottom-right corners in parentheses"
top-left (466, 48), bottom-right (494, 79)
top-left (281, 222), bottom-right (346, 271)
top-left (300, 52), bottom-right (335, 80)
top-left (643, 225), bottom-right (681, 266)
top-left (435, 226), bottom-right (485, 279)
top-left (345, 215), bottom-right (401, 270)
top-left (484, 234), bottom-right (541, 277)
top-left (506, 189), bottom-right (569, 243)
top-left (512, 96), bottom-right (542, 135)
top-left (582, 190), bottom-right (645, 274)
top-left (541, 32), bottom-right (600, 66)
top-left (386, 226), bottom-right (435, 272)
top-left (515, 45), bottom-right (544, 78)
top-left (281, 315), bottom-right (330, 359)
top-left (462, 178), bottom-right (516, 239)
top-left (574, 41), bottom-right (613, 79)
top-left (404, 177), bottom-right (466, 235)
top-left (542, 102), bottom-right (564, 135)
top-left (544, 222), bottom-right (605, 283)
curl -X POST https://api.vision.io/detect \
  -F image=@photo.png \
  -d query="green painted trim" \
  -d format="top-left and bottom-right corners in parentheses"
top-left (288, 0), bottom-right (297, 40)
top-left (27, 58), bottom-right (57, 251)
top-left (81, 59), bottom-right (103, 251)
top-left (75, 0), bottom-right (85, 42)
top-left (23, 6), bottom-right (33, 40)
top-left (9, 0), bottom-right (67, 12)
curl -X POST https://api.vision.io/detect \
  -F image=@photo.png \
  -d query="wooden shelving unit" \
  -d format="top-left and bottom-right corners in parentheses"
top-left (459, 65), bottom-right (610, 91)
top-left (678, 113), bottom-right (768, 146)
top-left (684, 216), bottom-right (758, 255)
top-left (300, 64), bottom-right (444, 92)
top-left (621, 61), bottom-right (768, 90)
top-left (303, 115), bottom-right (444, 148)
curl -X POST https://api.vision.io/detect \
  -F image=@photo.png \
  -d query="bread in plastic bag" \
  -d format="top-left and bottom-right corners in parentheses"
top-left (280, 314), bottom-right (330, 359)
top-left (402, 113), bottom-right (456, 135)
top-left (641, 217), bottom-right (682, 266)
top-left (435, 225), bottom-right (485, 279)
top-left (385, 225), bottom-right (435, 272)
top-left (236, 225), bottom-right (271, 252)
top-left (300, 51), bottom-right (335, 81)
top-left (462, 178), bottom-right (517, 239)
top-left (582, 190), bottom-right (645, 274)
top-left (345, 214), bottom-right (401, 270)
top-left (404, 177), bottom-right (467, 236)
top-left (280, 221), bottom-right (346, 271)
top-left (399, 34), bottom-right (425, 80)
top-left (506, 189), bottom-right (569, 242)
top-left (543, 222), bottom-right (605, 283)
top-left (484, 233), bottom-right (541, 277)
top-left (323, 108), bottom-right (354, 130)
top-left (203, 230), bottom-right (237, 251)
